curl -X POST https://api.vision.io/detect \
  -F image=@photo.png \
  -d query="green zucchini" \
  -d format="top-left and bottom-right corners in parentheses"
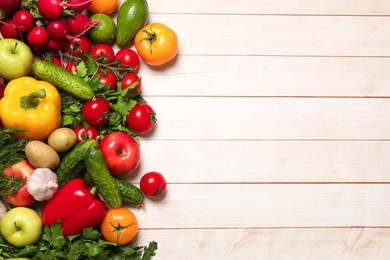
top-left (84, 172), bottom-right (144, 206)
top-left (32, 60), bottom-right (94, 101)
top-left (84, 144), bottom-right (122, 208)
top-left (55, 139), bottom-right (96, 187)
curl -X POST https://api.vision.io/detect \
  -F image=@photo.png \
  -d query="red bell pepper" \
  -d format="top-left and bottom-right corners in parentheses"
top-left (41, 178), bottom-right (108, 237)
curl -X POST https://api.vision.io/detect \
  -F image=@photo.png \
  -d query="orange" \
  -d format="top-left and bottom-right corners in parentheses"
top-left (88, 0), bottom-right (119, 15)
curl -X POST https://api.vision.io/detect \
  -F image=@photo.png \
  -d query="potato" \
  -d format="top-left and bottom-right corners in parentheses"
top-left (25, 140), bottom-right (60, 170)
top-left (48, 127), bottom-right (77, 153)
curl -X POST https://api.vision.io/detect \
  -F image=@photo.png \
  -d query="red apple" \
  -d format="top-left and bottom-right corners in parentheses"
top-left (2, 160), bottom-right (37, 206)
top-left (99, 132), bottom-right (141, 175)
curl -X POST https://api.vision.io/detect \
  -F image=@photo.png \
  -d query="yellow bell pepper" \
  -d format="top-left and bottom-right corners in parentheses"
top-left (0, 77), bottom-right (61, 141)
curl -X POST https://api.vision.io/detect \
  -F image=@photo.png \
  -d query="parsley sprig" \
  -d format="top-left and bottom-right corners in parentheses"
top-left (0, 222), bottom-right (158, 259)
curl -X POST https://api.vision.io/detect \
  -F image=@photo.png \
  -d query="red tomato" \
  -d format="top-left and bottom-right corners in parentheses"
top-left (90, 43), bottom-right (115, 64)
top-left (73, 124), bottom-right (100, 143)
top-left (82, 97), bottom-right (111, 127)
top-left (98, 69), bottom-right (117, 90)
top-left (140, 171), bottom-right (167, 199)
top-left (126, 103), bottom-right (156, 134)
top-left (63, 35), bottom-right (91, 57)
top-left (115, 48), bottom-right (140, 72)
top-left (121, 73), bottom-right (141, 93)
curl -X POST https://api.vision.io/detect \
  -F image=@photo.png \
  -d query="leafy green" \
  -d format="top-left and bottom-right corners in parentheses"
top-left (0, 222), bottom-right (158, 260)
top-left (0, 128), bottom-right (28, 196)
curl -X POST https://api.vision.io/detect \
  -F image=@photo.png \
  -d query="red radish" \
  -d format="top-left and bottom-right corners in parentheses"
top-left (65, 0), bottom-right (91, 13)
top-left (51, 56), bottom-right (63, 67)
top-left (37, 0), bottom-right (64, 20)
top-left (63, 35), bottom-right (91, 57)
top-left (47, 38), bottom-right (66, 51)
top-left (0, 0), bottom-right (22, 13)
top-left (27, 26), bottom-right (49, 47)
top-left (12, 10), bottom-right (35, 32)
top-left (47, 19), bottom-right (68, 40)
top-left (0, 19), bottom-right (21, 39)
top-left (66, 13), bottom-right (100, 36)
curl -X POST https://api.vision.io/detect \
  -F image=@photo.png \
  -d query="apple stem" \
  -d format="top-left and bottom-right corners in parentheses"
top-left (12, 42), bottom-right (18, 54)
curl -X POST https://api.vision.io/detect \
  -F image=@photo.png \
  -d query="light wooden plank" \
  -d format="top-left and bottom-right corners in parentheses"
top-left (143, 14), bottom-right (390, 56)
top-left (128, 140), bottom-right (390, 183)
top-left (137, 228), bottom-right (390, 260)
top-left (143, 97), bottom-right (390, 140)
top-left (139, 56), bottom-right (390, 97)
top-left (133, 184), bottom-right (390, 228)
top-left (145, 0), bottom-right (390, 15)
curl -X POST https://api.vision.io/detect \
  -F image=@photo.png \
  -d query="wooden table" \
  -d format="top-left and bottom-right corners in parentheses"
top-left (124, 0), bottom-right (390, 258)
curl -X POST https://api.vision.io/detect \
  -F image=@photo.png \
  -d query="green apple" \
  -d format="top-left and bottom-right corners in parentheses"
top-left (0, 207), bottom-right (42, 247)
top-left (0, 39), bottom-right (34, 82)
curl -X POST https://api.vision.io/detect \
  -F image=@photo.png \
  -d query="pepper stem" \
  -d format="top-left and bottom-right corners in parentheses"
top-left (90, 186), bottom-right (97, 195)
top-left (20, 89), bottom-right (46, 110)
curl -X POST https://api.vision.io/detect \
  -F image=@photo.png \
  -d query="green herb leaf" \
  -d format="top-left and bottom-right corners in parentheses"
top-left (0, 222), bottom-right (157, 259)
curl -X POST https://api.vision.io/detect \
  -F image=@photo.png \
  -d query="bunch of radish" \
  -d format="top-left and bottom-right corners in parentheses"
top-left (0, 0), bottom-right (99, 54)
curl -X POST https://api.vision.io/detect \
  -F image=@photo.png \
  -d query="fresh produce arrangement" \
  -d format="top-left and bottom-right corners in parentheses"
top-left (0, 0), bottom-right (176, 258)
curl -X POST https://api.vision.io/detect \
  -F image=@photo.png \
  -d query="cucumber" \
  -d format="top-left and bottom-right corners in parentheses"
top-left (115, 177), bottom-right (144, 205)
top-left (84, 172), bottom-right (144, 205)
top-left (116, 0), bottom-right (149, 47)
top-left (55, 139), bottom-right (96, 187)
top-left (32, 60), bottom-right (94, 101)
top-left (84, 144), bottom-right (122, 208)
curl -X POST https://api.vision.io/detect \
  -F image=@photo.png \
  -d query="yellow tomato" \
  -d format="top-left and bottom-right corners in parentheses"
top-left (88, 0), bottom-right (118, 15)
top-left (134, 23), bottom-right (178, 66)
top-left (101, 207), bottom-right (139, 245)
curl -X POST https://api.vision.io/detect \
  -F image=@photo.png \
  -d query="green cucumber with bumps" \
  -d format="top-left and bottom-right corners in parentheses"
top-left (84, 142), bottom-right (122, 208)
top-left (56, 139), bottom-right (96, 187)
top-left (84, 172), bottom-right (144, 205)
top-left (32, 60), bottom-right (94, 101)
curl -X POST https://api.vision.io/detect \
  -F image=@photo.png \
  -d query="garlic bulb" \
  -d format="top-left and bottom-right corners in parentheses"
top-left (27, 168), bottom-right (59, 201)
top-left (0, 199), bottom-right (8, 219)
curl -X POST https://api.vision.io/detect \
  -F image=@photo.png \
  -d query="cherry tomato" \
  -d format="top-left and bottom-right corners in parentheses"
top-left (115, 48), bottom-right (140, 72)
top-left (73, 124), bottom-right (100, 143)
top-left (97, 69), bottom-right (117, 90)
top-left (65, 60), bottom-right (78, 75)
top-left (101, 207), bottom-right (138, 245)
top-left (82, 97), bottom-right (110, 127)
top-left (134, 23), bottom-right (178, 66)
top-left (140, 171), bottom-right (167, 199)
top-left (63, 35), bottom-right (91, 57)
top-left (90, 43), bottom-right (115, 64)
top-left (126, 103), bottom-right (156, 134)
top-left (121, 73), bottom-right (141, 93)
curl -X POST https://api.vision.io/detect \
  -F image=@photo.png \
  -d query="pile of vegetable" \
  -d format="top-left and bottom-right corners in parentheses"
top-left (0, 0), bottom-right (177, 258)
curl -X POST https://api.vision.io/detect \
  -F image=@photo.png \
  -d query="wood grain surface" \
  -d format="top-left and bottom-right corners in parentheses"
top-left (117, 0), bottom-right (390, 258)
